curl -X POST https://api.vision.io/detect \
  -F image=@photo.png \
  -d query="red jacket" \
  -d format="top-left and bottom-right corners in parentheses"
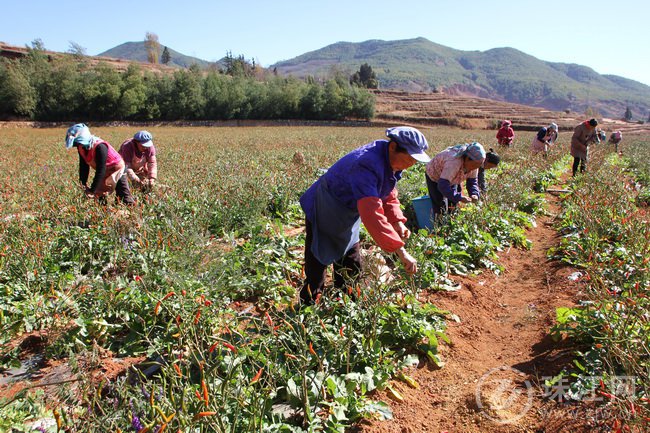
top-left (496, 126), bottom-right (515, 144)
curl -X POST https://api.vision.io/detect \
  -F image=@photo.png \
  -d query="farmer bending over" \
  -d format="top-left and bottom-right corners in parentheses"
top-left (65, 123), bottom-right (134, 205)
top-left (299, 126), bottom-right (429, 305)
top-left (119, 130), bottom-right (158, 192)
top-left (570, 118), bottom-right (599, 176)
top-left (496, 120), bottom-right (515, 146)
top-left (425, 142), bottom-right (486, 221)
top-left (531, 123), bottom-right (558, 156)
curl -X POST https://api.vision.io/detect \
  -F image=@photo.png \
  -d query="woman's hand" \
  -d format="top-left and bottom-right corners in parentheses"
top-left (459, 195), bottom-right (472, 204)
top-left (396, 247), bottom-right (418, 275)
top-left (392, 221), bottom-right (411, 240)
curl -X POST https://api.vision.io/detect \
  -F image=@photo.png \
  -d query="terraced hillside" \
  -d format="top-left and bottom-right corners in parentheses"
top-left (373, 89), bottom-right (649, 135)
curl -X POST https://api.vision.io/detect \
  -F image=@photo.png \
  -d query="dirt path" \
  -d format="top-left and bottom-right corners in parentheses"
top-left (356, 186), bottom-right (596, 432)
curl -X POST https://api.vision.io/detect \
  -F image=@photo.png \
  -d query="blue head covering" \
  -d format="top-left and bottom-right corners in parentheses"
top-left (386, 126), bottom-right (431, 163)
top-left (449, 142), bottom-right (486, 161)
top-left (65, 123), bottom-right (94, 149)
top-left (133, 130), bottom-right (154, 147)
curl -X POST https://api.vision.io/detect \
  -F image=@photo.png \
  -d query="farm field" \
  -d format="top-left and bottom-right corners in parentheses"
top-left (0, 125), bottom-right (649, 432)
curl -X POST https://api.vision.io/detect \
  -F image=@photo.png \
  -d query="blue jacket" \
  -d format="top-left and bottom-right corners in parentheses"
top-left (300, 140), bottom-right (401, 223)
top-left (299, 140), bottom-right (401, 264)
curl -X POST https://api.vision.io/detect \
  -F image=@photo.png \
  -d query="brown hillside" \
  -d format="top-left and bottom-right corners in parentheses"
top-left (373, 90), bottom-right (649, 135)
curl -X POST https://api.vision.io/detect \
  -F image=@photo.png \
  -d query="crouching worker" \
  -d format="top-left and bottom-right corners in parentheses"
top-left (119, 131), bottom-right (158, 192)
top-left (609, 130), bottom-right (623, 152)
top-left (425, 142), bottom-right (486, 220)
top-left (299, 126), bottom-right (430, 305)
top-left (65, 123), bottom-right (134, 205)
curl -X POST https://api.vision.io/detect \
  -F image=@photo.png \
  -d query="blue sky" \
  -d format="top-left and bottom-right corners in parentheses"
top-left (3, 0), bottom-right (650, 86)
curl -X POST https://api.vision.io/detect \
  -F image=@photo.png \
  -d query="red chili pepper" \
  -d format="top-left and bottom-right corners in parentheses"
top-left (319, 320), bottom-right (326, 331)
top-left (223, 342), bottom-right (237, 353)
top-left (285, 353), bottom-right (297, 360)
top-left (195, 390), bottom-right (203, 401)
top-left (250, 367), bottom-right (264, 384)
top-left (208, 342), bottom-right (219, 353)
top-left (173, 364), bottom-right (182, 377)
top-left (309, 342), bottom-right (316, 356)
top-left (135, 275), bottom-right (143, 282)
top-left (194, 309), bottom-right (202, 324)
top-left (339, 325), bottom-right (345, 337)
top-left (202, 379), bottom-right (209, 406)
top-left (204, 300), bottom-right (212, 306)
top-left (264, 311), bottom-right (273, 328)
top-left (162, 291), bottom-right (175, 301)
top-left (154, 301), bottom-right (162, 315)
top-left (598, 390), bottom-right (616, 400)
top-left (193, 411), bottom-right (217, 420)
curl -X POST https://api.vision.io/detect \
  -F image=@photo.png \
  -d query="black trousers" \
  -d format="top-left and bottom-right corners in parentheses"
top-left (300, 219), bottom-right (361, 305)
top-left (115, 175), bottom-right (135, 205)
top-left (572, 157), bottom-right (587, 176)
top-left (425, 175), bottom-right (458, 220)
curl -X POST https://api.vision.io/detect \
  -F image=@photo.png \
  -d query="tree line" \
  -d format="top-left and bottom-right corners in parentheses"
top-left (0, 48), bottom-right (375, 122)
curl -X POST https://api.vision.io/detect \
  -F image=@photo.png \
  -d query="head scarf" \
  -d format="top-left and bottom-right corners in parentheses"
top-left (449, 142), bottom-right (486, 161)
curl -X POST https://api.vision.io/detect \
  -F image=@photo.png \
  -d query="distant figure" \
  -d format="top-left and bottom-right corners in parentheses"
top-left (65, 123), bottom-right (134, 205)
top-left (597, 129), bottom-right (607, 143)
top-left (496, 120), bottom-right (515, 146)
top-left (119, 131), bottom-right (158, 192)
top-left (570, 118), bottom-right (599, 176)
top-left (531, 122), bottom-right (558, 156)
top-left (609, 130), bottom-right (623, 152)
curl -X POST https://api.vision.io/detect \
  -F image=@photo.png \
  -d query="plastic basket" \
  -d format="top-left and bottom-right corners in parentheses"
top-left (411, 195), bottom-right (433, 230)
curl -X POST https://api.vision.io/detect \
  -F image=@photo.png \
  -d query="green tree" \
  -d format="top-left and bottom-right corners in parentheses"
top-left (161, 46), bottom-right (171, 65)
top-left (350, 63), bottom-right (378, 89)
top-left (0, 61), bottom-right (37, 118)
top-left (624, 106), bottom-right (633, 121)
top-left (117, 64), bottom-right (148, 119)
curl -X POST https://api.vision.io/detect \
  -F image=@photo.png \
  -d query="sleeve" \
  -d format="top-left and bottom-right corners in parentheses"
top-left (438, 178), bottom-right (462, 204)
top-left (147, 153), bottom-right (158, 179)
top-left (79, 153), bottom-right (89, 186)
top-left (120, 142), bottom-right (139, 182)
top-left (357, 196), bottom-right (405, 253)
top-left (89, 143), bottom-right (108, 193)
top-left (382, 188), bottom-right (406, 224)
top-left (536, 128), bottom-right (547, 141)
top-left (466, 177), bottom-right (480, 197)
top-left (496, 129), bottom-right (504, 140)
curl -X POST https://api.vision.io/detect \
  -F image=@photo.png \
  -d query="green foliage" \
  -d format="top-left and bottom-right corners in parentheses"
top-left (350, 63), bottom-right (378, 89)
top-left (3, 127), bottom-right (647, 430)
top-left (0, 56), bottom-right (375, 121)
top-left (547, 139), bottom-right (650, 417)
top-left (161, 46), bottom-right (171, 65)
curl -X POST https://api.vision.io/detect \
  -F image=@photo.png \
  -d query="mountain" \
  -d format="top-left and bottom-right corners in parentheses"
top-left (270, 37), bottom-right (650, 120)
top-left (98, 41), bottom-right (215, 69)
